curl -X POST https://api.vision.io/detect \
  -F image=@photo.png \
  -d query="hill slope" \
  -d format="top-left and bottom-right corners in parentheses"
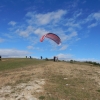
top-left (0, 60), bottom-right (100, 99)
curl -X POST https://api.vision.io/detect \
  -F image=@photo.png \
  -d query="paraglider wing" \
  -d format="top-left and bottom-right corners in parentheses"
top-left (40, 34), bottom-right (46, 42)
top-left (40, 33), bottom-right (61, 45)
top-left (46, 33), bottom-right (61, 44)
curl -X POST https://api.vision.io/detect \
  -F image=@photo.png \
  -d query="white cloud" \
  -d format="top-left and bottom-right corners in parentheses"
top-left (9, 9), bottom-right (79, 47)
top-left (84, 12), bottom-right (100, 23)
top-left (0, 38), bottom-right (5, 43)
top-left (26, 9), bottom-right (67, 25)
top-left (67, 27), bottom-right (75, 32)
top-left (27, 46), bottom-right (34, 49)
top-left (88, 23), bottom-right (97, 28)
top-left (66, 22), bottom-right (81, 28)
top-left (65, 10), bottom-right (82, 30)
top-left (0, 49), bottom-right (30, 58)
top-left (66, 32), bottom-right (78, 41)
top-left (8, 21), bottom-right (16, 26)
top-left (36, 10), bottom-right (67, 25)
top-left (58, 31), bottom-right (78, 44)
top-left (75, 12), bottom-right (82, 18)
top-left (70, 31), bottom-right (77, 37)
top-left (27, 46), bottom-right (42, 51)
top-left (57, 53), bottom-right (74, 60)
top-left (15, 26), bottom-right (48, 39)
top-left (15, 26), bottom-right (34, 37)
top-left (34, 28), bottom-right (49, 36)
top-left (60, 45), bottom-right (68, 50)
top-left (82, 12), bottom-right (100, 28)
top-left (93, 12), bottom-right (100, 21)
top-left (65, 18), bottom-right (81, 29)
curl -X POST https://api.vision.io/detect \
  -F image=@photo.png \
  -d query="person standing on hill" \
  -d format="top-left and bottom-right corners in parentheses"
top-left (41, 56), bottom-right (42, 59)
top-left (54, 56), bottom-right (56, 62)
top-left (0, 55), bottom-right (1, 61)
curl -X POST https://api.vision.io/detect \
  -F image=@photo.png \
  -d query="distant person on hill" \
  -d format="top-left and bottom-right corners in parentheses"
top-left (0, 55), bottom-right (1, 61)
top-left (54, 56), bottom-right (56, 62)
top-left (41, 56), bottom-right (42, 59)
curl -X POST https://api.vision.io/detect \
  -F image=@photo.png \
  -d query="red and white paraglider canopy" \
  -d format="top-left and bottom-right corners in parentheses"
top-left (40, 33), bottom-right (61, 45)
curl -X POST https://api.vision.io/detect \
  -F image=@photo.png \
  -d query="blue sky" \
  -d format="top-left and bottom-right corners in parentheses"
top-left (0, 0), bottom-right (100, 62)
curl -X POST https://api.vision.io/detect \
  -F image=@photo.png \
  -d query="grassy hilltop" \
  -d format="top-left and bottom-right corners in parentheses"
top-left (0, 58), bottom-right (100, 100)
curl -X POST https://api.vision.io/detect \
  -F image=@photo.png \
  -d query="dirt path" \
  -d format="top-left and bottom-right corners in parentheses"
top-left (0, 61), bottom-right (100, 100)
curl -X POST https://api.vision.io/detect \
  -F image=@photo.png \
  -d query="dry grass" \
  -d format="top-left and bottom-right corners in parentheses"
top-left (0, 59), bottom-right (100, 100)
top-left (38, 62), bottom-right (100, 100)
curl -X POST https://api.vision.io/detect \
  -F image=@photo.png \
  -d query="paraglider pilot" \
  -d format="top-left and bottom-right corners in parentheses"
top-left (54, 56), bottom-right (56, 62)
top-left (41, 56), bottom-right (42, 59)
top-left (0, 55), bottom-right (1, 61)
